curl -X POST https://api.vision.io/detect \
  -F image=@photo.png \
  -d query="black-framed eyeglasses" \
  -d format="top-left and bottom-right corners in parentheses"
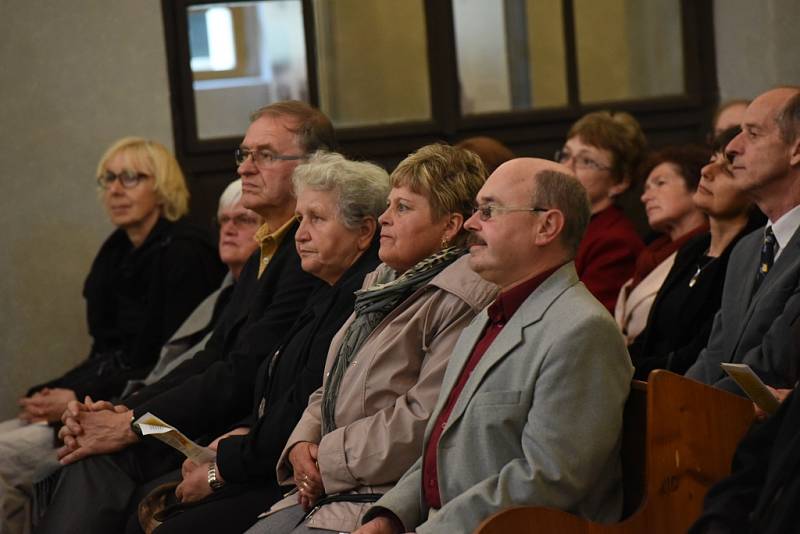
top-left (97, 170), bottom-right (150, 189)
top-left (554, 149), bottom-right (612, 172)
top-left (235, 147), bottom-right (305, 167)
top-left (472, 204), bottom-right (549, 222)
top-left (213, 213), bottom-right (261, 229)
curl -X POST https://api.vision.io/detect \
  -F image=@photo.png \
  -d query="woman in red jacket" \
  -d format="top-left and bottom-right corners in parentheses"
top-left (556, 111), bottom-right (646, 312)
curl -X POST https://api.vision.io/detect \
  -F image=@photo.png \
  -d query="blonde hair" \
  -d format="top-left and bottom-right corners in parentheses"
top-left (96, 137), bottom-right (189, 221)
top-left (567, 111), bottom-right (647, 185)
top-left (391, 144), bottom-right (486, 247)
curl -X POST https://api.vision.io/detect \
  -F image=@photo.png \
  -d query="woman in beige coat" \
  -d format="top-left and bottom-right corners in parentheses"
top-left (246, 144), bottom-right (498, 534)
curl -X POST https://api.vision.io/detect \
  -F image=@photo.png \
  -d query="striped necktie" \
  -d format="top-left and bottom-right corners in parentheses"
top-left (753, 226), bottom-right (777, 294)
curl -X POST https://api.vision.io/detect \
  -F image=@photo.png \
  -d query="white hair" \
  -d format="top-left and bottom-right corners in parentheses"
top-left (292, 151), bottom-right (390, 229)
top-left (218, 179), bottom-right (243, 214)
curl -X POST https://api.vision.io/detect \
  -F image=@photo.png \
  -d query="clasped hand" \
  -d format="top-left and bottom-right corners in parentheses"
top-left (57, 396), bottom-right (136, 464)
top-left (18, 388), bottom-right (77, 423)
top-left (288, 441), bottom-right (324, 510)
top-left (175, 459), bottom-right (216, 503)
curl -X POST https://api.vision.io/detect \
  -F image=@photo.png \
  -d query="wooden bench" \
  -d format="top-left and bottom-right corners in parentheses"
top-left (474, 370), bottom-right (755, 534)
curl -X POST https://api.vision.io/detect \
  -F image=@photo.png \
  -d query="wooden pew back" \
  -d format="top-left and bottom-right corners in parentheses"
top-left (473, 371), bottom-right (755, 534)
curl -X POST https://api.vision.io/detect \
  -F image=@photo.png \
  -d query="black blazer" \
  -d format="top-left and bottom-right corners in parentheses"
top-left (30, 218), bottom-right (224, 400)
top-left (690, 385), bottom-right (800, 534)
top-left (630, 218), bottom-right (760, 380)
top-left (127, 220), bottom-right (322, 441)
top-left (216, 238), bottom-right (381, 484)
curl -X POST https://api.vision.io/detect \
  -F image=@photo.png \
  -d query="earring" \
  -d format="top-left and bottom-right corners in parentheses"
top-left (441, 236), bottom-right (450, 249)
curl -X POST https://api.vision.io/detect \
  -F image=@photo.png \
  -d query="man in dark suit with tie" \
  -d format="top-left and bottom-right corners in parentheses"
top-left (686, 87), bottom-right (800, 393)
top-left (35, 101), bottom-right (333, 534)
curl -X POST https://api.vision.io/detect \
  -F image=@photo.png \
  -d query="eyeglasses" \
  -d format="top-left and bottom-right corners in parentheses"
top-left (554, 150), bottom-right (612, 172)
top-left (97, 170), bottom-right (150, 189)
top-left (235, 147), bottom-right (305, 168)
top-left (472, 204), bottom-right (549, 221)
top-left (214, 213), bottom-right (261, 229)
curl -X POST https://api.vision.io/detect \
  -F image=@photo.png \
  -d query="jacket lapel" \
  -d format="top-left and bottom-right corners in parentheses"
top-left (741, 227), bottom-right (800, 330)
top-left (441, 264), bottom-right (578, 430)
top-left (428, 312), bottom-right (490, 420)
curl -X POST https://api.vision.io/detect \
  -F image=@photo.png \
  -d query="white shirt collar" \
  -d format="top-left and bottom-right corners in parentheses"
top-left (768, 204), bottom-right (800, 258)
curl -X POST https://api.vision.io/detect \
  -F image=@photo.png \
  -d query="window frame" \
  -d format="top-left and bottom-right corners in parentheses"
top-left (161, 0), bottom-right (717, 223)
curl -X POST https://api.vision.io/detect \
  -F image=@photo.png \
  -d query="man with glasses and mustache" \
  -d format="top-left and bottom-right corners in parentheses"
top-left (355, 158), bottom-right (633, 534)
top-left (36, 102), bottom-right (333, 534)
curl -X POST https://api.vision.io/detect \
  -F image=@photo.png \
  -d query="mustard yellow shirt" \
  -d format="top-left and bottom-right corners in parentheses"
top-left (254, 217), bottom-right (296, 278)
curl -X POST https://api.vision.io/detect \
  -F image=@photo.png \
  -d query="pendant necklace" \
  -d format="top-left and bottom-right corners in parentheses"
top-left (689, 252), bottom-right (717, 288)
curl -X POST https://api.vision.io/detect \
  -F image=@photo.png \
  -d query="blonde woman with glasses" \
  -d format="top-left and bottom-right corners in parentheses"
top-left (1, 137), bottom-right (223, 534)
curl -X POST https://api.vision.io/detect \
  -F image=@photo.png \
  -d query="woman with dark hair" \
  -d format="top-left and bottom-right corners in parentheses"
top-left (556, 111), bottom-right (646, 312)
top-left (455, 136), bottom-right (514, 174)
top-left (615, 144), bottom-right (710, 344)
top-left (629, 127), bottom-right (765, 379)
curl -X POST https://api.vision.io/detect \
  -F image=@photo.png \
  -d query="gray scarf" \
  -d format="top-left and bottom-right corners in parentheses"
top-left (321, 247), bottom-right (465, 434)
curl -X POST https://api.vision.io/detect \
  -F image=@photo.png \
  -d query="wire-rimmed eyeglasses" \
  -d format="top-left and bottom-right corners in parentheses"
top-left (97, 170), bottom-right (150, 189)
top-left (235, 147), bottom-right (305, 168)
top-left (472, 204), bottom-right (549, 221)
top-left (554, 149), bottom-right (612, 172)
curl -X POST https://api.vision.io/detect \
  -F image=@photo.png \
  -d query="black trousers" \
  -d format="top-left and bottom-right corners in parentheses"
top-left (34, 441), bottom-right (182, 534)
top-left (149, 482), bottom-right (281, 534)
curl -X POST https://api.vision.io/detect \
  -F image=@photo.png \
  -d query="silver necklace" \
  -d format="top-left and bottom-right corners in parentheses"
top-left (689, 251), bottom-right (717, 288)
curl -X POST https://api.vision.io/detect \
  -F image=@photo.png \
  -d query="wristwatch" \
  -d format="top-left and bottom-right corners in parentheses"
top-left (207, 463), bottom-right (225, 491)
top-left (129, 413), bottom-right (143, 439)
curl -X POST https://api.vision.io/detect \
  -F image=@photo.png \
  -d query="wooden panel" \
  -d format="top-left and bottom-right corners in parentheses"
top-left (474, 371), bottom-right (755, 534)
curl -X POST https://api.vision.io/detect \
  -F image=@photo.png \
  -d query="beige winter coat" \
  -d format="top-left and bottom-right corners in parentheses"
top-left (269, 255), bottom-right (497, 532)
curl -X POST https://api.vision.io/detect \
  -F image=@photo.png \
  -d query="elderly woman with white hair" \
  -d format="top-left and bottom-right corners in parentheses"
top-left (143, 151), bottom-right (389, 534)
top-left (0, 137), bottom-right (225, 534)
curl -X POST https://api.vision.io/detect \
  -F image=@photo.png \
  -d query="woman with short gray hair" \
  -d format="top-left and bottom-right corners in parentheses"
top-left (292, 151), bottom-right (391, 231)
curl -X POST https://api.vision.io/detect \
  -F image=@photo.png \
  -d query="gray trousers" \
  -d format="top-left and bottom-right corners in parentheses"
top-left (244, 504), bottom-right (340, 534)
top-left (0, 419), bottom-right (60, 534)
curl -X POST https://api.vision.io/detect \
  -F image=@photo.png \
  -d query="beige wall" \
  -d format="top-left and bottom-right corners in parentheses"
top-left (715, 0), bottom-right (800, 101)
top-left (0, 0), bottom-right (173, 420)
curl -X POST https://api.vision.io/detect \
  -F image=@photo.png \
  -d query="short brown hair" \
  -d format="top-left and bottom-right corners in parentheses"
top-left (532, 170), bottom-right (591, 258)
top-left (250, 100), bottom-right (336, 153)
top-left (456, 136), bottom-right (515, 174)
top-left (567, 110), bottom-right (647, 185)
top-left (639, 144), bottom-right (711, 191)
top-left (96, 137), bottom-right (189, 221)
top-left (391, 144), bottom-right (486, 247)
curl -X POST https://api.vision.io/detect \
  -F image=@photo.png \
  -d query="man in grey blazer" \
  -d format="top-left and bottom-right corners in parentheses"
top-left (355, 158), bottom-right (633, 534)
top-left (686, 87), bottom-right (800, 393)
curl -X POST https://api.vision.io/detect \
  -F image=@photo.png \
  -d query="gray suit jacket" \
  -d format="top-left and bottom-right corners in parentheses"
top-left (686, 226), bottom-right (800, 392)
top-left (368, 263), bottom-right (633, 534)
top-left (121, 272), bottom-right (234, 397)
